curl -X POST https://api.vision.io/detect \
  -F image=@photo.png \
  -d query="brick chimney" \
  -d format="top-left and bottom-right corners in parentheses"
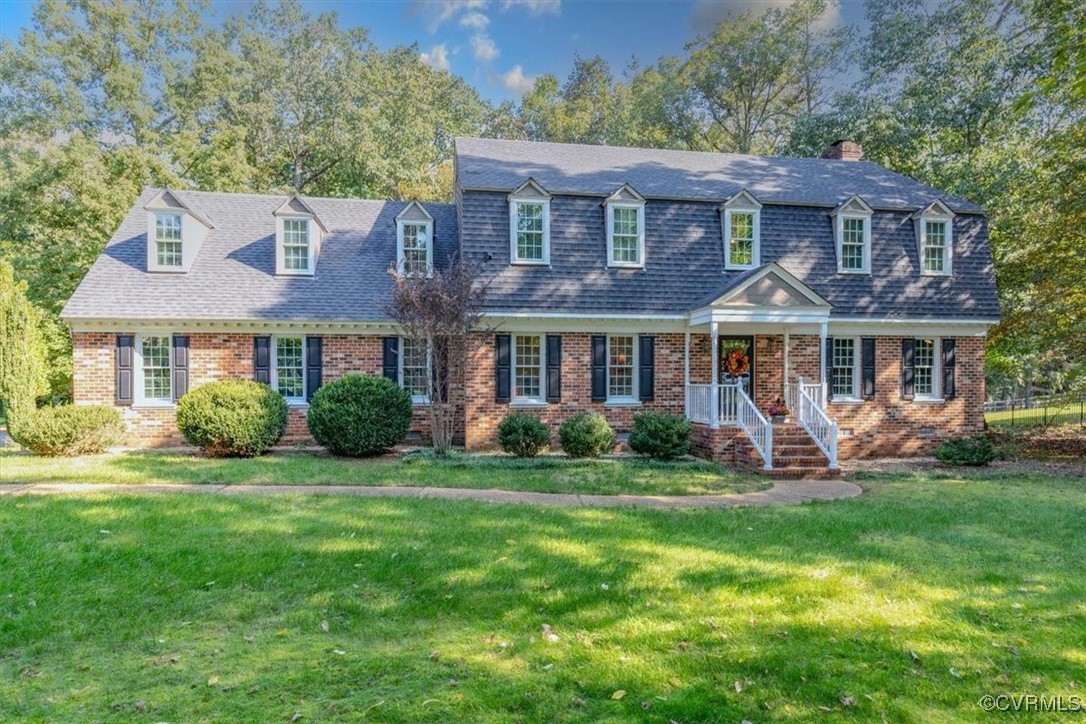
top-left (821, 139), bottom-right (863, 162)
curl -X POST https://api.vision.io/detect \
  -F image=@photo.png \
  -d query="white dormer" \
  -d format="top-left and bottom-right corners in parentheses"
top-left (913, 200), bottom-right (954, 276)
top-left (395, 201), bottom-right (434, 275)
top-left (508, 179), bottom-right (551, 266)
top-left (144, 189), bottom-right (214, 273)
top-left (273, 195), bottom-right (327, 276)
top-left (604, 184), bottom-right (646, 269)
top-left (720, 189), bottom-right (762, 270)
top-left (830, 195), bottom-right (874, 274)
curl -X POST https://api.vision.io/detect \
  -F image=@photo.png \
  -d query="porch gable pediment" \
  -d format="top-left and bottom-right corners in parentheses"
top-left (706, 263), bottom-right (831, 310)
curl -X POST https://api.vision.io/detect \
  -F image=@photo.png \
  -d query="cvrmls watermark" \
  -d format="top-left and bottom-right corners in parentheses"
top-left (979, 694), bottom-right (1083, 712)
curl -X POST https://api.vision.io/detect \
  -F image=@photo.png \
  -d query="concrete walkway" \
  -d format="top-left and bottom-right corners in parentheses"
top-left (0, 479), bottom-right (861, 509)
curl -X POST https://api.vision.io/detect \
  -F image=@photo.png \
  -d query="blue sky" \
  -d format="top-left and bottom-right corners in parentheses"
top-left (0, 0), bottom-right (869, 103)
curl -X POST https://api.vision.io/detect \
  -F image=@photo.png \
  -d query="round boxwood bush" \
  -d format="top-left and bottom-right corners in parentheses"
top-left (628, 411), bottom-right (692, 460)
top-left (497, 412), bottom-right (550, 457)
top-left (176, 380), bottom-right (288, 457)
top-left (307, 374), bottom-right (413, 456)
top-left (558, 412), bottom-right (615, 458)
top-left (933, 435), bottom-right (998, 466)
top-left (10, 404), bottom-right (124, 456)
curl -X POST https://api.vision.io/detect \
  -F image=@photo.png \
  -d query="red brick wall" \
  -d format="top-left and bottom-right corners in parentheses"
top-left (71, 332), bottom-right (432, 448)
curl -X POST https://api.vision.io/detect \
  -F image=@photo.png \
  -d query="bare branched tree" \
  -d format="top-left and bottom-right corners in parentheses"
top-left (386, 258), bottom-right (489, 454)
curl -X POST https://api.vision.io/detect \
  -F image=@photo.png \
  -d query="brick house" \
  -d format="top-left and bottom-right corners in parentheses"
top-left (62, 138), bottom-right (999, 475)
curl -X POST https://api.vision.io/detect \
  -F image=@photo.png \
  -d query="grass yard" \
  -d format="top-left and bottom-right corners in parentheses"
top-left (0, 450), bottom-right (769, 497)
top-left (2, 470), bottom-right (1085, 721)
top-left (985, 405), bottom-right (1086, 428)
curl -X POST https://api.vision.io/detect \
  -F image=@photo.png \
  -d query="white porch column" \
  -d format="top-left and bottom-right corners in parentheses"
top-left (819, 321), bottom-right (829, 408)
top-left (710, 321), bottom-right (720, 429)
top-left (783, 329), bottom-right (790, 404)
top-left (684, 329), bottom-right (691, 418)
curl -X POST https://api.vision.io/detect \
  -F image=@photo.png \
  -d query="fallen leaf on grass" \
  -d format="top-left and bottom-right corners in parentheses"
top-left (332, 649), bottom-right (346, 656)
top-left (208, 675), bottom-right (219, 686)
top-left (290, 713), bottom-right (303, 722)
top-left (428, 651), bottom-right (441, 661)
top-left (839, 695), bottom-right (855, 707)
top-left (612, 690), bottom-right (626, 700)
top-left (320, 620), bottom-right (329, 633)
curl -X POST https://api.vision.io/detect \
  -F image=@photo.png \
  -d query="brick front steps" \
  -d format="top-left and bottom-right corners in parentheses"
top-left (736, 422), bottom-right (840, 480)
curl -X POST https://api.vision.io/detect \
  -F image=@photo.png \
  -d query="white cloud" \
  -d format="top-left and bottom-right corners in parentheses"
top-left (501, 65), bottom-right (536, 95)
top-left (471, 33), bottom-right (500, 62)
top-left (420, 44), bottom-right (451, 71)
top-left (501, 0), bottom-right (561, 16)
top-left (459, 11), bottom-right (490, 29)
top-left (690, 0), bottom-right (840, 30)
top-left (414, 0), bottom-right (488, 33)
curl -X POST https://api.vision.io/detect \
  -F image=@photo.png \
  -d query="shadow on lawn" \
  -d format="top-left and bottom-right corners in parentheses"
top-left (1, 472), bottom-right (1085, 721)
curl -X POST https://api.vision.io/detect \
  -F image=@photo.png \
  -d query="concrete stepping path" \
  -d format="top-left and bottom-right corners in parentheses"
top-left (0, 479), bottom-right (861, 508)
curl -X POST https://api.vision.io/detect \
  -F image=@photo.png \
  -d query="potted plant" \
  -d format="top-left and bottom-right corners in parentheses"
top-left (767, 399), bottom-right (790, 423)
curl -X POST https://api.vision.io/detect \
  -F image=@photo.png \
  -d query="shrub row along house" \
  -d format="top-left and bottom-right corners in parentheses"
top-left (62, 138), bottom-right (999, 475)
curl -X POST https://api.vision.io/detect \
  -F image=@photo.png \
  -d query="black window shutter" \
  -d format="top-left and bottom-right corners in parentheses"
top-left (942, 338), bottom-right (956, 400)
top-left (825, 336), bottom-right (834, 402)
top-left (382, 337), bottom-right (399, 382)
top-left (545, 335), bottom-right (561, 402)
top-left (253, 336), bottom-right (271, 385)
top-left (495, 334), bottom-right (511, 402)
top-left (306, 336), bottom-right (322, 402)
top-left (861, 337), bottom-right (876, 400)
top-left (591, 335), bottom-right (607, 402)
top-left (638, 336), bottom-right (655, 402)
top-left (172, 335), bottom-right (189, 402)
top-left (116, 335), bottom-right (134, 405)
top-left (902, 338), bottom-right (916, 400)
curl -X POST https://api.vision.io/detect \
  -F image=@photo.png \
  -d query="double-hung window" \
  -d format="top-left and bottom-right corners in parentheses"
top-left (282, 219), bottom-right (310, 272)
top-left (840, 217), bottom-right (867, 272)
top-left (607, 335), bottom-right (636, 402)
top-left (401, 337), bottom-right (430, 402)
top-left (400, 223), bottom-right (431, 275)
top-left (512, 334), bottom-right (544, 403)
top-left (831, 338), bottom-right (860, 400)
top-left (137, 335), bottom-right (173, 405)
top-left (514, 202), bottom-right (546, 262)
top-left (913, 338), bottom-right (938, 399)
top-left (606, 202), bottom-right (645, 268)
top-left (273, 336), bottom-right (306, 404)
top-left (154, 213), bottom-right (183, 268)
top-left (921, 219), bottom-right (950, 274)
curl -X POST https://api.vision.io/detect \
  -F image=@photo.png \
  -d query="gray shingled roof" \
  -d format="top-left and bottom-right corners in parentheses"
top-left (62, 189), bottom-right (459, 322)
top-left (455, 137), bottom-right (985, 213)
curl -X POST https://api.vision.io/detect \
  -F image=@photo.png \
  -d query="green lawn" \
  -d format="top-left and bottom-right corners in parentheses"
top-left (2, 470), bottom-right (1085, 721)
top-left (0, 450), bottom-right (770, 497)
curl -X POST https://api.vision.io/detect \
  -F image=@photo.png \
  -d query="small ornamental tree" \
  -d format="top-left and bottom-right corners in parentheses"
top-left (386, 257), bottom-right (489, 454)
top-left (0, 260), bottom-right (49, 430)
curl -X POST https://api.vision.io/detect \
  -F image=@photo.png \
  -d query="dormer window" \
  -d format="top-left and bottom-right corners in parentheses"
top-left (831, 196), bottom-right (873, 274)
top-left (914, 200), bottom-right (954, 276)
top-left (395, 201), bottom-right (434, 276)
top-left (144, 189), bottom-right (213, 273)
top-left (721, 190), bottom-right (762, 270)
top-left (508, 179), bottom-right (551, 265)
top-left (273, 195), bottom-right (326, 276)
top-left (154, 213), bottom-right (183, 267)
top-left (605, 184), bottom-right (646, 268)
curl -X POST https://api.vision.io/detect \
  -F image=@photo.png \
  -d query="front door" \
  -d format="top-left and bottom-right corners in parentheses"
top-left (718, 336), bottom-right (755, 396)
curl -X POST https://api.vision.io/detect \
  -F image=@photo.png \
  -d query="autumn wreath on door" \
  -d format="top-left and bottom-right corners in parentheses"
top-left (721, 340), bottom-right (751, 379)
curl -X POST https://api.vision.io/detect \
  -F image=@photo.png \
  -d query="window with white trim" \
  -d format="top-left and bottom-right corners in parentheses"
top-left (138, 335), bottom-right (172, 404)
top-left (839, 216), bottom-right (868, 272)
top-left (921, 219), bottom-right (950, 274)
top-left (607, 203), bottom-right (645, 267)
top-left (401, 337), bottom-right (430, 401)
top-left (282, 219), bottom-right (310, 272)
top-left (607, 335), bottom-right (636, 401)
top-left (831, 338), bottom-right (860, 399)
top-left (512, 201), bottom-right (549, 264)
top-left (398, 221), bottom-right (432, 275)
top-left (273, 336), bottom-right (306, 403)
top-left (725, 209), bottom-right (758, 269)
top-left (914, 338), bottom-right (938, 398)
top-left (513, 334), bottom-right (544, 402)
top-left (154, 213), bottom-right (183, 268)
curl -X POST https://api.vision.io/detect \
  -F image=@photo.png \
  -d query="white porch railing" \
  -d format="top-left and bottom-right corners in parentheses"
top-left (787, 379), bottom-right (824, 410)
top-left (685, 382), bottom-right (773, 470)
top-left (795, 379), bottom-right (838, 469)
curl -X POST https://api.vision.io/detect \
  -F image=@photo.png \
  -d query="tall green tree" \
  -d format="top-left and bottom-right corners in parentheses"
top-left (0, 261), bottom-right (49, 421)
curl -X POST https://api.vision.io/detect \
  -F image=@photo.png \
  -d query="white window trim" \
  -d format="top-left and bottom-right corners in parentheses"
top-left (831, 337), bottom-right (863, 403)
top-left (399, 336), bottom-right (432, 405)
top-left (836, 213), bottom-right (872, 275)
top-left (919, 217), bottom-right (954, 277)
top-left (605, 201), bottom-right (646, 269)
top-left (509, 199), bottom-right (551, 266)
top-left (913, 337), bottom-right (944, 402)
top-left (152, 212), bottom-right (184, 270)
top-left (510, 333), bottom-right (547, 405)
top-left (605, 335), bottom-right (639, 405)
top-left (722, 207), bottom-right (761, 270)
top-left (396, 220), bottom-right (434, 277)
top-left (276, 215), bottom-right (316, 276)
top-left (271, 335), bottom-right (307, 406)
top-left (133, 333), bottom-right (174, 408)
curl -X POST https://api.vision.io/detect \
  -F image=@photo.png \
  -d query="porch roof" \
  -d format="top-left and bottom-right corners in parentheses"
top-left (688, 263), bottom-right (832, 326)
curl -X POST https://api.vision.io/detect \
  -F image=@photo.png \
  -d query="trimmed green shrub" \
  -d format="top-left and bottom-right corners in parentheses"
top-left (10, 404), bottom-right (123, 456)
top-left (497, 412), bottom-right (550, 457)
top-left (628, 411), bottom-right (692, 460)
top-left (176, 380), bottom-right (287, 457)
top-left (933, 435), bottom-right (998, 466)
top-left (307, 374), bottom-right (413, 457)
top-left (558, 412), bottom-right (615, 458)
